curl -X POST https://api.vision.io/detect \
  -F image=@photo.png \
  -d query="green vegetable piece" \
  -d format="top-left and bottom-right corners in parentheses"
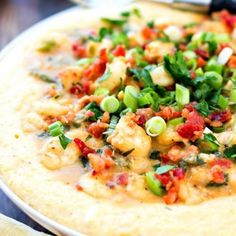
top-left (195, 100), bottom-right (210, 117)
top-left (215, 33), bottom-right (230, 43)
top-left (175, 83), bottom-right (190, 107)
top-left (94, 88), bottom-right (109, 96)
top-left (196, 133), bottom-right (219, 153)
top-left (48, 121), bottom-right (64, 137)
top-left (217, 95), bottom-right (228, 109)
top-left (211, 125), bottom-right (225, 133)
top-left (123, 85), bottom-right (139, 112)
top-left (155, 165), bottom-right (175, 175)
top-left (100, 96), bottom-right (120, 113)
top-left (183, 50), bottom-right (197, 59)
top-left (48, 121), bottom-right (71, 149)
top-left (101, 18), bottom-right (127, 26)
top-left (205, 58), bottom-right (223, 74)
top-left (145, 116), bottom-right (166, 137)
top-left (37, 39), bottom-right (57, 53)
top-left (230, 89), bottom-right (236, 103)
top-left (196, 139), bottom-right (219, 153)
top-left (224, 145), bottom-right (236, 160)
top-left (76, 58), bottom-right (94, 66)
top-left (164, 51), bottom-right (191, 86)
top-left (167, 117), bottom-right (184, 126)
top-left (98, 68), bottom-right (111, 82)
top-left (59, 134), bottom-right (72, 150)
top-left (146, 172), bottom-right (165, 196)
top-left (195, 68), bottom-right (204, 76)
top-left (204, 71), bottom-right (223, 89)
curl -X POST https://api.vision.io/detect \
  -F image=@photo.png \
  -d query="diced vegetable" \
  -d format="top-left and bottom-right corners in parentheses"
top-left (167, 117), bottom-right (184, 126)
top-left (204, 71), bottom-right (223, 89)
top-left (175, 84), bottom-right (190, 107)
top-left (123, 85), bottom-right (139, 112)
top-left (48, 121), bottom-right (72, 149)
top-left (145, 116), bottom-right (166, 137)
top-left (155, 165), bottom-right (175, 175)
top-left (146, 172), bottom-right (165, 196)
top-left (100, 96), bottom-right (120, 113)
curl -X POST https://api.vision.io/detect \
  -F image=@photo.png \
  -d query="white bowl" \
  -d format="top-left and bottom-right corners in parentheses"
top-left (0, 7), bottom-right (88, 235)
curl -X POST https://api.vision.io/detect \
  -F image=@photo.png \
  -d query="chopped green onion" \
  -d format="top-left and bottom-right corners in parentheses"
top-left (123, 85), bottom-right (139, 112)
top-left (76, 58), bottom-right (94, 66)
top-left (204, 71), bottom-right (223, 89)
top-left (94, 88), bottom-right (109, 96)
top-left (195, 68), bottom-right (204, 76)
top-left (175, 83), bottom-right (190, 107)
top-left (224, 145), bottom-right (236, 160)
top-left (146, 172), bottom-right (165, 196)
top-left (215, 33), bottom-right (230, 43)
top-left (167, 117), bottom-right (184, 126)
top-left (120, 107), bottom-right (132, 116)
top-left (48, 121), bottom-right (71, 149)
top-left (217, 95), bottom-right (228, 109)
top-left (230, 89), bottom-right (236, 103)
top-left (155, 165), bottom-right (176, 175)
top-left (59, 134), bottom-right (72, 150)
top-left (100, 96), bottom-right (120, 113)
top-left (145, 116), bottom-right (166, 137)
top-left (187, 58), bottom-right (197, 70)
top-left (37, 39), bottom-right (57, 53)
top-left (205, 58), bottom-right (223, 74)
top-left (183, 50), bottom-right (196, 59)
top-left (48, 121), bottom-right (64, 137)
top-left (211, 125), bottom-right (225, 133)
top-left (103, 115), bottom-right (119, 135)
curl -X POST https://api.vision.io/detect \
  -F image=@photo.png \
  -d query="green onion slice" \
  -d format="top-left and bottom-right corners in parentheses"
top-left (100, 96), bottom-right (120, 113)
top-left (94, 88), bottom-right (109, 96)
top-left (145, 116), bottom-right (166, 137)
top-left (175, 83), bottom-right (190, 107)
top-left (123, 85), bottom-right (139, 112)
top-left (146, 172), bottom-right (165, 196)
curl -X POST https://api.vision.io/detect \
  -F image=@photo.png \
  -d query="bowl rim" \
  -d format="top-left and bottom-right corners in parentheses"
top-left (0, 6), bottom-right (85, 236)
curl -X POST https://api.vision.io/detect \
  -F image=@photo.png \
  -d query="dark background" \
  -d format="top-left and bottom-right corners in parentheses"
top-left (0, 0), bottom-right (75, 234)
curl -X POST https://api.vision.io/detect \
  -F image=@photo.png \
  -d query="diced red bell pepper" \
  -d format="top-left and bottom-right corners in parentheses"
top-left (112, 45), bottom-right (126, 57)
top-left (195, 49), bottom-right (209, 59)
top-left (74, 138), bottom-right (95, 157)
top-left (210, 158), bottom-right (232, 169)
top-left (228, 56), bottom-right (236, 68)
top-left (163, 186), bottom-right (178, 204)
top-left (72, 43), bottom-right (87, 58)
top-left (141, 26), bottom-right (156, 40)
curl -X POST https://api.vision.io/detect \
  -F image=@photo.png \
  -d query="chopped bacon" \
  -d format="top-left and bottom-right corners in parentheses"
top-left (99, 48), bottom-right (109, 62)
top-left (87, 122), bottom-right (108, 138)
top-left (210, 158), bottom-right (232, 169)
top-left (70, 80), bottom-right (91, 97)
top-left (101, 111), bottom-right (110, 123)
top-left (190, 71), bottom-right (196, 79)
top-left (163, 186), bottom-right (178, 204)
top-left (228, 55), bottom-right (236, 68)
top-left (195, 49), bottom-right (209, 59)
top-left (197, 56), bottom-right (207, 67)
top-left (208, 110), bottom-right (232, 123)
top-left (72, 43), bottom-right (87, 58)
top-left (210, 165), bottom-right (225, 184)
top-left (89, 154), bottom-right (106, 173)
top-left (75, 183), bottom-right (83, 191)
top-left (155, 173), bottom-right (171, 186)
top-left (141, 26), bottom-right (156, 40)
top-left (172, 168), bottom-right (185, 180)
top-left (134, 108), bottom-right (155, 125)
top-left (84, 59), bottom-right (106, 81)
top-left (156, 106), bottom-right (181, 121)
top-left (115, 173), bottom-right (129, 186)
top-left (220, 10), bottom-right (236, 32)
top-left (112, 45), bottom-right (126, 57)
top-left (177, 110), bottom-right (205, 140)
top-left (74, 138), bottom-right (95, 157)
top-left (179, 43), bottom-right (187, 51)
